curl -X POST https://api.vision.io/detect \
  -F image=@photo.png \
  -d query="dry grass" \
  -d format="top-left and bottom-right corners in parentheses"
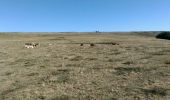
top-left (0, 32), bottom-right (170, 100)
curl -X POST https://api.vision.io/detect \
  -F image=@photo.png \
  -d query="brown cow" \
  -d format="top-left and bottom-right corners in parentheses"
top-left (90, 43), bottom-right (95, 47)
top-left (80, 43), bottom-right (84, 46)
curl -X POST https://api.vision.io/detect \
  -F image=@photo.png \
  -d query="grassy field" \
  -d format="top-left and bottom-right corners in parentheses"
top-left (0, 32), bottom-right (170, 100)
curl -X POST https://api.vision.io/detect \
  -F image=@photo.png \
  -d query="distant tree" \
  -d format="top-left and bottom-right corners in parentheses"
top-left (96, 31), bottom-right (100, 33)
top-left (156, 32), bottom-right (170, 40)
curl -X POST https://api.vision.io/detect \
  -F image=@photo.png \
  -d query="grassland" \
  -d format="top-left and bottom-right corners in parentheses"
top-left (0, 32), bottom-right (170, 100)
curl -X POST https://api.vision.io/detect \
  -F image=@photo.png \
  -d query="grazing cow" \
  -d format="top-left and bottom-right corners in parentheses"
top-left (90, 43), bottom-right (95, 47)
top-left (25, 42), bottom-right (39, 48)
top-left (80, 43), bottom-right (84, 46)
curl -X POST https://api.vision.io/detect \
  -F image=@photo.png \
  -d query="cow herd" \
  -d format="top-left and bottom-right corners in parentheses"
top-left (80, 43), bottom-right (95, 47)
top-left (80, 42), bottom-right (119, 47)
top-left (24, 42), bottom-right (119, 48)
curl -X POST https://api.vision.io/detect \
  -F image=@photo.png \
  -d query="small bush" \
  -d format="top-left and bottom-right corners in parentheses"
top-left (48, 69), bottom-right (71, 83)
top-left (51, 95), bottom-right (69, 100)
top-left (156, 32), bottom-right (170, 40)
top-left (122, 61), bottom-right (134, 65)
top-left (165, 61), bottom-right (170, 65)
top-left (85, 57), bottom-right (98, 61)
top-left (70, 56), bottom-right (83, 61)
top-left (114, 67), bottom-right (143, 75)
top-left (142, 87), bottom-right (167, 96)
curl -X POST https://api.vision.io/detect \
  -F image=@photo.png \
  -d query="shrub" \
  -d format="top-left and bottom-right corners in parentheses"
top-left (142, 87), bottom-right (167, 96)
top-left (156, 32), bottom-right (170, 40)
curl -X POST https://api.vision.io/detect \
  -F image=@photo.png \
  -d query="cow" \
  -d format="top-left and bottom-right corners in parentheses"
top-left (25, 42), bottom-right (39, 48)
top-left (80, 43), bottom-right (84, 46)
top-left (90, 43), bottom-right (95, 47)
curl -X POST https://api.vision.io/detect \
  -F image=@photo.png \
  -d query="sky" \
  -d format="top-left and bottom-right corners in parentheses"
top-left (0, 0), bottom-right (170, 32)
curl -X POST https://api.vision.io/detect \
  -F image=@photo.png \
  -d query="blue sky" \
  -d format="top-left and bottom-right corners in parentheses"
top-left (0, 0), bottom-right (170, 32)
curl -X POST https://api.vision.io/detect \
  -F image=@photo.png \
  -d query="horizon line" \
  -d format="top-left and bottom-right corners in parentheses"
top-left (0, 31), bottom-right (168, 33)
